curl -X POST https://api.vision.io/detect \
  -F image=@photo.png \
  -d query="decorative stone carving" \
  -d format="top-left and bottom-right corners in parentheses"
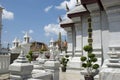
top-left (9, 50), bottom-right (33, 80)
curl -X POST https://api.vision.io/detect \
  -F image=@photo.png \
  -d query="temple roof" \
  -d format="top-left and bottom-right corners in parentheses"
top-left (81, 0), bottom-right (104, 11)
top-left (60, 18), bottom-right (73, 25)
top-left (67, 5), bottom-right (86, 15)
top-left (30, 41), bottom-right (48, 52)
top-left (60, 18), bottom-right (74, 28)
top-left (81, 0), bottom-right (98, 5)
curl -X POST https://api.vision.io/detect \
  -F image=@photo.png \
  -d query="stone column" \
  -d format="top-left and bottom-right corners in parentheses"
top-left (75, 22), bottom-right (82, 56)
top-left (0, 7), bottom-right (3, 49)
top-left (64, 27), bottom-right (73, 56)
top-left (86, 3), bottom-right (103, 66)
top-left (81, 14), bottom-right (90, 55)
top-left (9, 51), bottom-right (33, 80)
top-left (101, 0), bottom-right (120, 48)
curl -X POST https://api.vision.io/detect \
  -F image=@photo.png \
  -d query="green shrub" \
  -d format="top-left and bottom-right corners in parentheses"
top-left (61, 55), bottom-right (69, 67)
top-left (83, 45), bottom-right (93, 52)
top-left (81, 56), bottom-right (87, 61)
top-left (80, 45), bottom-right (99, 75)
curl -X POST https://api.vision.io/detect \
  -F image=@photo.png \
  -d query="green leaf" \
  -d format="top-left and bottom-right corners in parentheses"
top-left (82, 63), bottom-right (87, 68)
top-left (88, 53), bottom-right (95, 58)
top-left (81, 56), bottom-right (87, 61)
top-left (91, 57), bottom-right (97, 62)
top-left (92, 64), bottom-right (99, 69)
top-left (83, 45), bottom-right (93, 52)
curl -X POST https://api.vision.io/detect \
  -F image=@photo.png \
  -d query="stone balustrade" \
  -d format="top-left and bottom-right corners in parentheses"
top-left (0, 54), bottom-right (10, 74)
top-left (9, 49), bottom-right (60, 80)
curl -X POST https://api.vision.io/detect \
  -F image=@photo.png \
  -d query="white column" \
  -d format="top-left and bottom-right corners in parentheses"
top-left (90, 11), bottom-right (101, 49)
top-left (75, 23), bottom-right (82, 55)
top-left (81, 15), bottom-right (89, 56)
top-left (101, 0), bottom-right (120, 47)
top-left (101, 11), bottom-right (110, 59)
top-left (0, 7), bottom-right (3, 49)
top-left (72, 26), bottom-right (76, 56)
top-left (64, 27), bottom-right (73, 55)
top-left (86, 3), bottom-right (103, 65)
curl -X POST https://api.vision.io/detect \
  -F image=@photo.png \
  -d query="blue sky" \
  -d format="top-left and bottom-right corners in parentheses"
top-left (0, 0), bottom-right (77, 47)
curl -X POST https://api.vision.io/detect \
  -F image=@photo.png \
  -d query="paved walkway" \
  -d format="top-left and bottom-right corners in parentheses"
top-left (59, 70), bottom-right (84, 80)
top-left (0, 70), bottom-right (84, 80)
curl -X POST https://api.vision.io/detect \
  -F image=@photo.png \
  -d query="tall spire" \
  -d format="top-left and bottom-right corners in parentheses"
top-left (58, 32), bottom-right (62, 52)
top-left (66, 3), bottom-right (69, 12)
top-left (24, 32), bottom-right (30, 43)
top-left (59, 16), bottom-right (62, 22)
top-left (58, 32), bottom-right (62, 42)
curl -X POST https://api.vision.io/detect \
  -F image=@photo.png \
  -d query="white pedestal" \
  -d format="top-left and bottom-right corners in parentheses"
top-left (100, 68), bottom-right (120, 80)
top-left (44, 60), bottom-right (60, 80)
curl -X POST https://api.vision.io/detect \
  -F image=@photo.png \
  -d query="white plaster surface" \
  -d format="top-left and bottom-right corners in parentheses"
top-left (99, 68), bottom-right (120, 80)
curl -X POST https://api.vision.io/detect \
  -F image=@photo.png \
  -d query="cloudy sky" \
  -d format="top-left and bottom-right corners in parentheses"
top-left (0, 0), bottom-right (77, 47)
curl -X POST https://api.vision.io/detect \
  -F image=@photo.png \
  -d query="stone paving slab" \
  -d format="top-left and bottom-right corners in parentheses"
top-left (0, 73), bottom-right (10, 80)
top-left (59, 70), bottom-right (84, 80)
top-left (0, 70), bottom-right (84, 80)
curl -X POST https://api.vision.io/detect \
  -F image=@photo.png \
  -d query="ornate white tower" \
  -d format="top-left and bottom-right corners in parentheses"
top-left (0, 6), bottom-right (3, 49)
top-left (24, 32), bottom-right (30, 43)
top-left (12, 37), bottom-right (20, 48)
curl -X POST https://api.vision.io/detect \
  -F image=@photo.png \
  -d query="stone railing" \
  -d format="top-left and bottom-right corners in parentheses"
top-left (0, 54), bottom-right (10, 74)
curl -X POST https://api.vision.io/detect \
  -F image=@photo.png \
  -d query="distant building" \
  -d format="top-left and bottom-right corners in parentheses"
top-left (10, 32), bottom-right (48, 62)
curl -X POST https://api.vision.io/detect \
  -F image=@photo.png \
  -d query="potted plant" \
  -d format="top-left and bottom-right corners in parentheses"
top-left (39, 44), bottom-right (48, 58)
top-left (45, 52), bottom-right (50, 59)
top-left (80, 45), bottom-right (99, 80)
top-left (60, 55), bottom-right (69, 72)
top-left (26, 51), bottom-right (33, 62)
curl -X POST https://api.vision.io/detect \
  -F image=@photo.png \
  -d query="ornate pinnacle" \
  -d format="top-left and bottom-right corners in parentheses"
top-left (59, 16), bottom-right (62, 22)
top-left (66, 3), bottom-right (69, 12)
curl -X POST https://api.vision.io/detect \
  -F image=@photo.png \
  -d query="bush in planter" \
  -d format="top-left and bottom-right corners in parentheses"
top-left (81, 45), bottom-right (99, 80)
top-left (60, 55), bottom-right (69, 72)
top-left (26, 51), bottom-right (33, 62)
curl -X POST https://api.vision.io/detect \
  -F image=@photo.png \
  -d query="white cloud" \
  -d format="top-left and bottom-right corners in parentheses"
top-left (22, 31), bottom-right (25, 34)
top-left (55, 0), bottom-right (76, 10)
top-left (4, 30), bottom-right (8, 33)
top-left (2, 9), bottom-right (14, 20)
top-left (29, 29), bottom-right (34, 34)
top-left (44, 24), bottom-right (66, 36)
top-left (44, 5), bottom-right (53, 12)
